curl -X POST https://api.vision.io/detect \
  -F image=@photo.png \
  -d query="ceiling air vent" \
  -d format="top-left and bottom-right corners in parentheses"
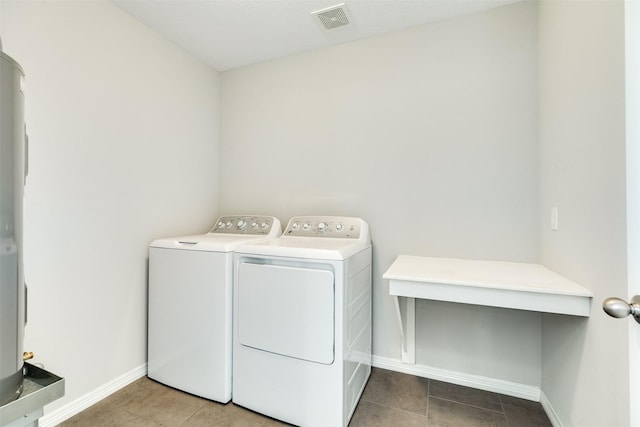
top-left (311, 3), bottom-right (351, 31)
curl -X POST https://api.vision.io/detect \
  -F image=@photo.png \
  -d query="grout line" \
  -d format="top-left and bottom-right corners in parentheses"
top-left (498, 393), bottom-right (511, 427)
top-left (425, 378), bottom-right (430, 426)
top-left (428, 395), bottom-right (505, 416)
top-left (177, 405), bottom-right (204, 427)
top-left (360, 398), bottom-right (428, 420)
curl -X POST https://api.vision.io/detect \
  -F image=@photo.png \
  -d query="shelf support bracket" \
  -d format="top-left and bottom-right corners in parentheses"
top-left (393, 294), bottom-right (415, 364)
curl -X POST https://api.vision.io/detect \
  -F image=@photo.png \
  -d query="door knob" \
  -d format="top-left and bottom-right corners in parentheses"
top-left (603, 295), bottom-right (640, 324)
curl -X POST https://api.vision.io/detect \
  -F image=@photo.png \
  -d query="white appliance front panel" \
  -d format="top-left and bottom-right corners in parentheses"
top-left (148, 248), bottom-right (231, 401)
top-left (238, 262), bottom-right (335, 364)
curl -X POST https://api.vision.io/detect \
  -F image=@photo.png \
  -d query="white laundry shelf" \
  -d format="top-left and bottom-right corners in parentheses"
top-left (383, 255), bottom-right (593, 364)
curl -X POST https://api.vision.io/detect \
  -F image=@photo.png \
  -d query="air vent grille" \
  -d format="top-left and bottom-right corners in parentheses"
top-left (312, 3), bottom-right (351, 30)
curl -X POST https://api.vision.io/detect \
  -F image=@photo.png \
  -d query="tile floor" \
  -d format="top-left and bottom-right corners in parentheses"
top-left (60, 368), bottom-right (552, 426)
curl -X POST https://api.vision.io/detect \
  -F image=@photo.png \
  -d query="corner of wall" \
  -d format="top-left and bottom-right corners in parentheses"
top-left (539, 391), bottom-right (564, 427)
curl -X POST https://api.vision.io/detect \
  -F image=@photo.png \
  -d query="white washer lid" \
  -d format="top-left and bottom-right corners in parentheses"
top-left (150, 233), bottom-right (278, 252)
top-left (150, 215), bottom-right (282, 252)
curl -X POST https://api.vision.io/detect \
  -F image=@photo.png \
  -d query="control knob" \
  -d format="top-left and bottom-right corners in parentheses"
top-left (237, 220), bottom-right (247, 230)
top-left (336, 224), bottom-right (344, 232)
top-left (261, 222), bottom-right (269, 229)
top-left (317, 222), bottom-right (328, 232)
top-left (302, 223), bottom-right (311, 231)
top-left (225, 221), bottom-right (233, 228)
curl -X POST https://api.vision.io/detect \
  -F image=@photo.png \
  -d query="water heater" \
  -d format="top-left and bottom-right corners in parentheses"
top-left (0, 49), bottom-right (27, 405)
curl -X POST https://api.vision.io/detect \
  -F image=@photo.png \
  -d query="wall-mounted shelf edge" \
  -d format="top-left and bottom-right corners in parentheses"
top-left (383, 255), bottom-right (593, 364)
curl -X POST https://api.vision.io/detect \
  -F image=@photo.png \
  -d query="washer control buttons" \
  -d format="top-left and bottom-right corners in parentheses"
top-left (285, 217), bottom-right (361, 238)
top-left (210, 216), bottom-right (278, 235)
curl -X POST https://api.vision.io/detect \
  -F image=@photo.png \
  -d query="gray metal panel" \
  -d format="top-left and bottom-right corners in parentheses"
top-left (0, 49), bottom-right (26, 406)
top-left (0, 364), bottom-right (65, 426)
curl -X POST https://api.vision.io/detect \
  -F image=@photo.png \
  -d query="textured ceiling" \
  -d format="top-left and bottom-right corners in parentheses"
top-left (112, 0), bottom-right (520, 71)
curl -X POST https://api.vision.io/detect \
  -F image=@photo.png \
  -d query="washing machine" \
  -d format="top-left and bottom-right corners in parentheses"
top-left (147, 215), bottom-right (281, 403)
top-left (233, 216), bottom-right (372, 426)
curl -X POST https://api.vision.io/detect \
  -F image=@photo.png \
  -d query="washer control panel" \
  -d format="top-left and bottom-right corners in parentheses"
top-left (285, 216), bottom-right (361, 238)
top-left (209, 216), bottom-right (278, 235)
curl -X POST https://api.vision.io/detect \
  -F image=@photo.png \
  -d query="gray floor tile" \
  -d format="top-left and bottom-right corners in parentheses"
top-left (119, 378), bottom-right (208, 426)
top-left (500, 394), bottom-right (552, 427)
top-left (429, 380), bottom-right (503, 412)
top-left (182, 402), bottom-right (290, 426)
top-left (350, 400), bottom-right (426, 427)
top-left (58, 369), bottom-right (552, 427)
top-left (427, 397), bottom-right (508, 427)
top-left (361, 367), bottom-right (429, 415)
top-left (60, 405), bottom-right (163, 427)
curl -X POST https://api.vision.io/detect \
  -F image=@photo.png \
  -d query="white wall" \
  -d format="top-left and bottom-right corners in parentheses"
top-left (221, 1), bottom-right (540, 386)
top-left (538, 1), bottom-right (628, 426)
top-left (0, 0), bottom-right (221, 418)
top-left (0, 1), bottom-right (3, 48)
top-left (626, 1), bottom-right (640, 425)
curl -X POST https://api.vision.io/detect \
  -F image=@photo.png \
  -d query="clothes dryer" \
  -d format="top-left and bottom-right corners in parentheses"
top-left (233, 216), bottom-right (372, 426)
top-left (148, 215), bottom-right (281, 403)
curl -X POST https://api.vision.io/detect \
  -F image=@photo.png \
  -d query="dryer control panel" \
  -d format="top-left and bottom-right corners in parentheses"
top-left (285, 216), bottom-right (362, 239)
top-left (209, 216), bottom-right (279, 235)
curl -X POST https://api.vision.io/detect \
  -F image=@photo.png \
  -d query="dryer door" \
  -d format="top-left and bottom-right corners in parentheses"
top-left (238, 262), bottom-right (335, 364)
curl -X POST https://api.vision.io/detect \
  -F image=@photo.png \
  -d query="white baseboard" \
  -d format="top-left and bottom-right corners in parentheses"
top-left (372, 355), bottom-right (541, 401)
top-left (540, 391), bottom-right (563, 427)
top-left (38, 364), bottom-right (148, 427)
